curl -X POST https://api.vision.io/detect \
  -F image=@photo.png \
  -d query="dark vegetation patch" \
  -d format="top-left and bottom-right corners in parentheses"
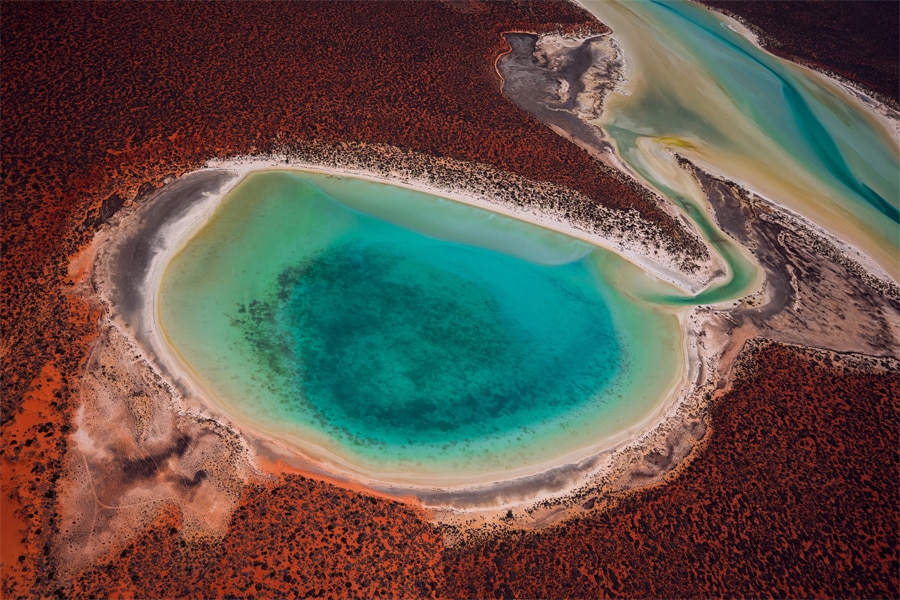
top-left (120, 434), bottom-right (191, 483)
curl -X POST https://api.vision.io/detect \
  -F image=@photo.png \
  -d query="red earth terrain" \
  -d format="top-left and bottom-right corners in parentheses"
top-left (59, 342), bottom-right (900, 598)
top-left (2, 1), bottom-right (897, 597)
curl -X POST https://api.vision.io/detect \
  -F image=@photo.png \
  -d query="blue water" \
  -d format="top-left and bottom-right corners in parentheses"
top-left (647, 0), bottom-right (897, 223)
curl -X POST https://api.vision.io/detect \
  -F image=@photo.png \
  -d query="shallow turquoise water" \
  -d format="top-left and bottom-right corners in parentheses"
top-left (159, 171), bottom-right (682, 479)
top-left (583, 0), bottom-right (899, 279)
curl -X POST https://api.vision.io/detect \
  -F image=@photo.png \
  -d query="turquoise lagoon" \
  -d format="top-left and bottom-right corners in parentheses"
top-left (158, 171), bottom-right (683, 481)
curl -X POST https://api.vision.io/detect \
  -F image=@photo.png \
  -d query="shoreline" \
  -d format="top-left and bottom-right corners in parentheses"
top-left (89, 150), bottom-right (720, 514)
top-left (76, 5), bottom-right (900, 527)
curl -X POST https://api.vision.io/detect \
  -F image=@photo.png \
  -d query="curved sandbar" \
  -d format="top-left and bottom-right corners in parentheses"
top-left (94, 147), bottom-right (723, 510)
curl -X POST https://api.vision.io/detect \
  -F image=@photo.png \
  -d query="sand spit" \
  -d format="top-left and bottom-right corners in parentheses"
top-left (562, 2), bottom-right (898, 281)
top-left (681, 160), bottom-right (900, 357)
top-left (495, 30), bottom-right (654, 217)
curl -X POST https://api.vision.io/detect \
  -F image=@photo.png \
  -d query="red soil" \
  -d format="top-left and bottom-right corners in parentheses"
top-left (1, 364), bottom-right (68, 594)
top-left (70, 477), bottom-right (444, 599)
top-left (2, 1), bottom-right (897, 597)
top-left (62, 342), bottom-right (900, 598)
top-left (1, 284), bottom-right (101, 596)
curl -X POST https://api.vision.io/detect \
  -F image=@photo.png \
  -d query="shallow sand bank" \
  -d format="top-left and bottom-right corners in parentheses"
top-left (207, 150), bottom-right (725, 295)
top-left (574, 0), bottom-right (899, 281)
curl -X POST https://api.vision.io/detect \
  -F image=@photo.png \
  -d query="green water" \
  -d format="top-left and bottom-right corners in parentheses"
top-left (582, 0), bottom-right (899, 279)
top-left (159, 171), bottom-right (682, 479)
